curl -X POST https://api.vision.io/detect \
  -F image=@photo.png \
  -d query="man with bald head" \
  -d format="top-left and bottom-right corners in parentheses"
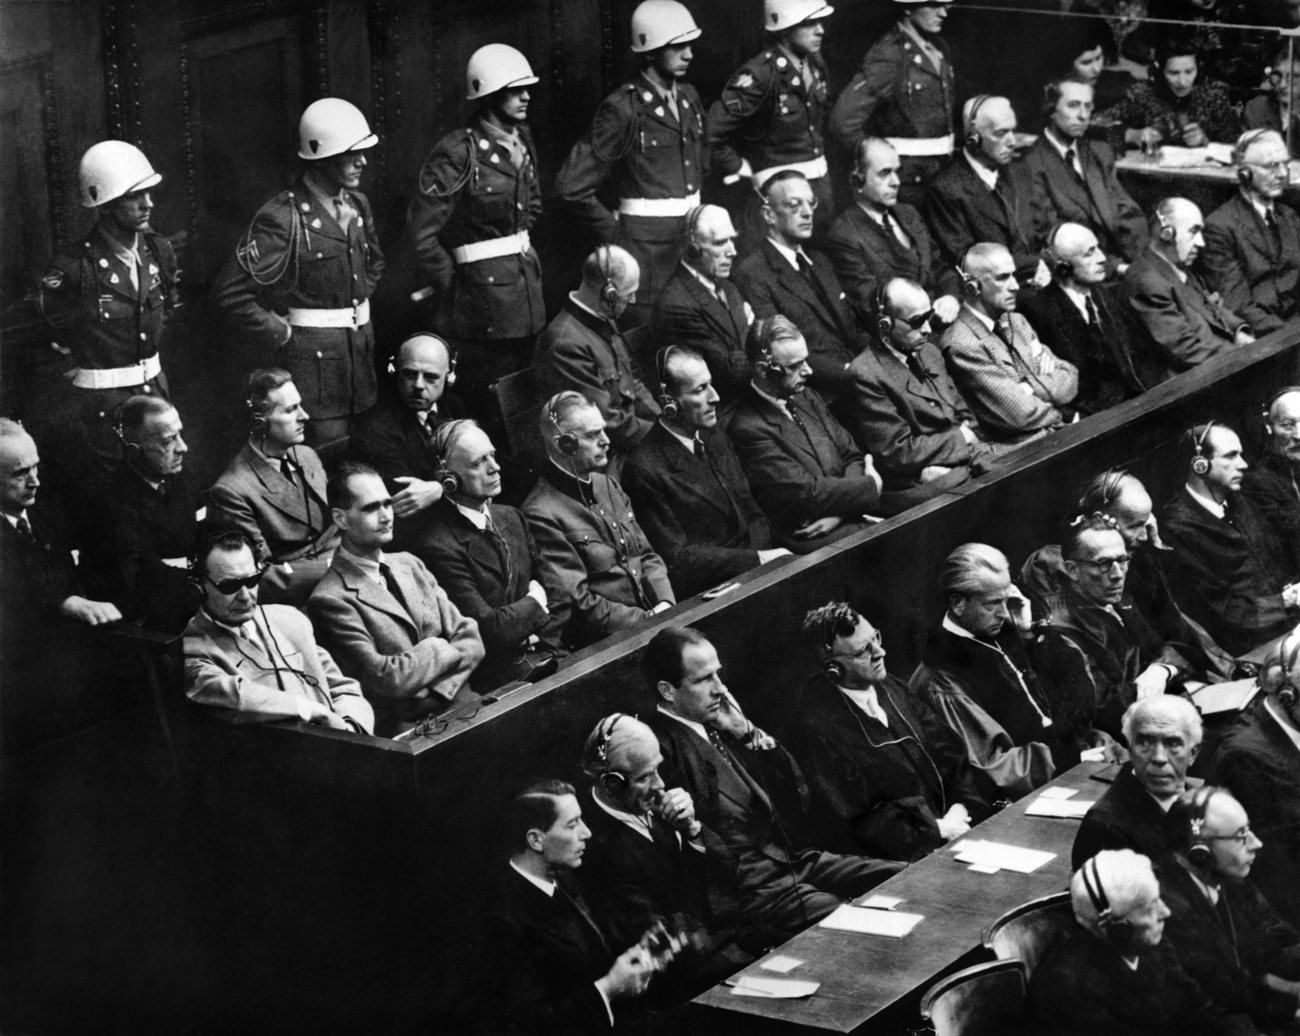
top-left (925, 95), bottom-right (1050, 285)
top-left (536, 245), bottom-right (659, 475)
top-left (828, 137), bottom-right (962, 333)
top-left (655, 204), bottom-right (756, 402)
top-left (1243, 387), bottom-right (1300, 572)
top-left (942, 243), bottom-right (1078, 443)
top-left (349, 331), bottom-right (467, 523)
top-left (1021, 222), bottom-right (1149, 415)
top-left (1201, 129), bottom-right (1300, 336)
top-left (1124, 197), bottom-right (1254, 375)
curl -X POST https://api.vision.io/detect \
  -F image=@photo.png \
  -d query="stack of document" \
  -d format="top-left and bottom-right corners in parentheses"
top-left (817, 904), bottom-right (925, 937)
top-left (1024, 786), bottom-right (1095, 819)
top-left (950, 839), bottom-right (1056, 874)
top-left (728, 975), bottom-right (820, 998)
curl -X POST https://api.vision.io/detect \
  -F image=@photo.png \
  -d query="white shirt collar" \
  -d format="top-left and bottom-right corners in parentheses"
top-left (509, 858), bottom-right (556, 897)
top-left (1062, 282), bottom-right (1093, 322)
top-left (1245, 189), bottom-right (1275, 224)
top-left (682, 261), bottom-right (721, 296)
top-left (750, 380), bottom-right (794, 420)
top-left (2, 509), bottom-right (27, 531)
top-left (962, 302), bottom-right (996, 333)
top-left (767, 234), bottom-right (811, 273)
top-left (883, 340), bottom-right (912, 367)
top-left (1044, 125), bottom-right (1077, 161)
top-left (841, 685), bottom-right (890, 726)
top-left (857, 199), bottom-right (888, 225)
top-left (1185, 483), bottom-right (1227, 520)
top-left (591, 787), bottom-right (656, 843)
top-left (656, 703), bottom-right (711, 745)
top-left (568, 290), bottom-right (607, 321)
top-left (660, 418), bottom-right (698, 454)
top-left (964, 149), bottom-right (999, 190)
top-left (456, 499), bottom-right (491, 530)
top-left (340, 544), bottom-right (386, 584)
top-left (943, 611), bottom-right (982, 642)
top-left (1265, 696), bottom-right (1300, 755)
top-left (1151, 247), bottom-right (1189, 284)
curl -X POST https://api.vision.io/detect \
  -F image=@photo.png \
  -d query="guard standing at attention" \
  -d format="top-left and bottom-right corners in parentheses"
top-left (708, 0), bottom-right (836, 243)
top-left (829, 0), bottom-right (956, 207)
top-left (34, 140), bottom-right (179, 491)
top-left (211, 98), bottom-right (384, 448)
top-left (555, 1), bottom-right (707, 325)
top-left (407, 44), bottom-right (545, 421)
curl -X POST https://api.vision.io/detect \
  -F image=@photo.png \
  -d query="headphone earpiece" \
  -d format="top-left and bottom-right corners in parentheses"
top-left (247, 397), bottom-right (268, 432)
top-left (655, 346), bottom-right (681, 420)
top-left (1155, 202), bottom-right (1177, 244)
top-left (432, 418), bottom-right (475, 497)
top-left (1269, 630), bottom-right (1300, 709)
top-left (964, 94), bottom-right (991, 152)
top-left (1045, 223), bottom-right (1074, 282)
top-left (1190, 420), bottom-right (1217, 477)
top-left (1237, 166), bottom-right (1254, 187)
top-left (684, 205), bottom-right (705, 260)
top-left (872, 282), bottom-right (893, 340)
top-left (1183, 786), bottom-right (1217, 869)
top-left (598, 246), bottom-right (619, 308)
top-left (547, 401), bottom-right (580, 456)
top-left (822, 659), bottom-right (845, 682)
top-left (849, 167), bottom-right (866, 191)
top-left (1082, 856), bottom-right (1134, 947)
top-left (957, 246), bottom-right (980, 297)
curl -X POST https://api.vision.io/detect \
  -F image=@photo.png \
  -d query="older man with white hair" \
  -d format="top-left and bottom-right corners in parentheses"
top-left (1244, 387), bottom-right (1300, 573)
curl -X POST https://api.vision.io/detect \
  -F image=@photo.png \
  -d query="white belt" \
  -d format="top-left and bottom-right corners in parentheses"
top-left (287, 299), bottom-right (370, 329)
top-left (886, 134), bottom-right (955, 158)
top-left (71, 353), bottom-right (161, 389)
top-left (452, 230), bottom-right (531, 265)
top-left (752, 155), bottom-right (829, 189)
top-left (618, 192), bottom-right (701, 218)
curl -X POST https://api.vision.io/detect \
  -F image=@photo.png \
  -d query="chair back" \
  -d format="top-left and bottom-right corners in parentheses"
top-left (919, 958), bottom-right (1027, 1036)
top-left (491, 367), bottom-right (546, 463)
top-left (983, 890), bottom-right (1073, 977)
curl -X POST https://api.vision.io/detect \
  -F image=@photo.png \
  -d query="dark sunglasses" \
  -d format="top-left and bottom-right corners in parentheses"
top-left (206, 569), bottom-right (265, 595)
top-left (896, 309), bottom-right (935, 330)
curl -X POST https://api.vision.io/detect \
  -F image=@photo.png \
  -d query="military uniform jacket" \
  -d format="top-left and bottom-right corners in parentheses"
top-left (210, 176), bottom-right (383, 420)
top-left (408, 119), bottom-right (544, 340)
top-left (708, 45), bottom-right (831, 179)
top-left (555, 75), bottom-right (707, 243)
top-left (35, 224), bottom-right (178, 372)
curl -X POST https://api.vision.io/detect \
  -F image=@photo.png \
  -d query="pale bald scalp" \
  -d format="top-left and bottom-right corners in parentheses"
top-left (1050, 222), bottom-right (1099, 264)
top-left (396, 332), bottom-right (451, 368)
top-left (882, 276), bottom-right (929, 317)
top-left (1269, 388), bottom-right (1300, 422)
top-left (964, 95), bottom-right (1014, 135)
top-left (693, 203), bottom-right (736, 243)
top-left (962, 242), bottom-right (1012, 280)
top-left (1071, 849), bottom-right (1160, 938)
top-left (582, 244), bottom-right (639, 289)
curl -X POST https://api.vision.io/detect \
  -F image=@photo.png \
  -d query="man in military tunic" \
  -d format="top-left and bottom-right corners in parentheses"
top-left (555, 1), bottom-right (707, 326)
top-left (708, 0), bottom-right (836, 245)
top-left (34, 140), bottom-right (179, 493)
top-left (212, 98), bottom-right (384, 448)
top-left (829, 0), bottom-right (956, 207)
top-left (407, 44), bottom-right (545, 422)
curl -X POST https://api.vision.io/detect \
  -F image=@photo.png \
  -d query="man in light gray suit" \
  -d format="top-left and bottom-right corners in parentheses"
top-left (308, 460), bottom-right (484, 737)
top-left (940, 243), bottom-right (1078, 445)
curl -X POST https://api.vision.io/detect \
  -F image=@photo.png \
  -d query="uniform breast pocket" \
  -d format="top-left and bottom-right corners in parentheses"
top-left (298, 244), bottom-right (346, 297)
top-left (569, 534), bottom-right (619, 574)
top-left (98, 295), bottom-right (135, 321)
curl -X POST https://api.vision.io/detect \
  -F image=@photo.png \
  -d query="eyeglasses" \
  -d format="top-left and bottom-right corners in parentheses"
top-left (832, 630), bottom-right (883, 661)
top-left (1204, 826), bottom-right (1253, 846)
top-left (1273, 419), bottom-right (1300, 434)
top-left (771, 197), bottom-right (819, 213)
top-left (1248, 160), bottom-right (1290, 175)
top-left (206, 569), bottom-right (266, 595)
top-left (1077, 555), bottom-right (1131, 575)
top-left (894, 309), bottom-right (935, 330)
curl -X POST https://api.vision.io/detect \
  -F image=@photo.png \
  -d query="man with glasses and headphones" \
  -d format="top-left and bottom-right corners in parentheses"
top-left (1243, 387), bottom-right (1300, 575)
top-left (1202, 129), bottom-right (1300, 337)
top-left (182, 524), bottom-right (374, 734)
top-left (535, 245), bottom-right (659, 480)
top-left (307, 460), bottom-right (484, 738)
top-left (1159, 785), bottom-right (1300, 1029)
top-left (1159, 421), bottom-right (1300, 657)
top-left (523, 391), bottom-right (674, 648)
top-left (789, 602), bottom-right (990, 863)
top-left (1123, 197), bottom-right (1254, 376)
top-left (1026, 849), bottom-right (1243, 1035)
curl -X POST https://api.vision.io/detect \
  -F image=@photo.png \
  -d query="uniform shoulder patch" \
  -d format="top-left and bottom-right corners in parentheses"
top-left (42, 270), bottom-right (64, 290)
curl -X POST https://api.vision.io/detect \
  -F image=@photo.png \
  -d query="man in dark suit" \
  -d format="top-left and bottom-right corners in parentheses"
top-left (1244, 387), bottom-right (1300, 575)
top-left (925, 95), bottom-right (1051, 286)
top-left (1021, 223), bottom-right (1151, 416)
top-left (727, 315), bottom-right (882, 551)
top-left (1023, 78), bottom-right (1147, 274)
top-left (1160, 422), bottom-right (1300, 657)
top-left (653, 204), bottom-right (755, 403)
top-left (1201, 129), bottom-right (1300, 336)
top-left (622, 346), bottom-right (789, 598)
top-left (644, 627), bottom-right (903, 936)
top-left (348, 332), bottom-right (466, 527)
top-left (307, 461), bottom-right (484, 738)
top-left (205, 368), bottom-right (340, 606)
top-left (733, 171), bottom-right (858, 403)
top-left (416, 420), bottom-right (566, 691)
top-left (1124, 197), bottom-right (1255, 375)
top-left (463, 778), bottom-right (672, 1034)
top-left (791, 602), bottom-right (991, 862)
top-left (827, 137), bottom-right (963, 333)
top-left (1072, 695), bottom-right (1202, 869)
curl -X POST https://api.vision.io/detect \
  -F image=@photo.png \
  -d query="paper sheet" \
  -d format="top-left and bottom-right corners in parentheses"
top-left (1024, 797), bottom-right (1094, 818)
top-left (856, 894), bottom-right (904, 910)
top-left (730, 975), bottom-right (820, 998)
top-left (950, 839), bottom-right (1056, 874)
top-left (760, 955), bottom-right (803, 974)
top-left (1190, 678), bottom-right (1258, 716)
top-left (1037, 787), bottom-right (1077, 800)
top-left (818, 904), bottom-right (924, 937)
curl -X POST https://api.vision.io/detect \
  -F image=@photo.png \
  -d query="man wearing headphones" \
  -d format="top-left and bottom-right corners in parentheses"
top-left (925, 95), bottom-right (1051, 287)
top-left (1123, 197), bottom-right (1253, 376)
top-left (348, 332), bottom-right (467, 527)
top-left (1160, 786), bottom-right (1300, 1028)
top-left (418, 419), bottom-right (567, 691)
top-left (1213, 631), bottom-right (1300, 929)
top-left (789, 602), bottom-right (990, 862)
top-left (654, 204), bottom-right (756, 404)
top-left (182, 525), bottom-right (374, 734)
top-left (1023, 78), bottom-right (1147, 277)
top-left (941, 242), bottom-right (1079, 444)
top-left (1026, 849), bottom-right (1242, 1035)
top-left (1201, 129), bottom-right (1300, 337)
top-left (523, 391), bottom-right (674, 648)
top-left (622, 346), bottom-right (788, 599)
top-left (1020, 222), bottom-right (1149, 417)
top-left (206, 368), bottom-right (340, 607)
top-left (1243, 387), bottom-right (1300, 574)
top-left (1159, 421), bottom-right (1300, 657)
top-left (307, 460), bottom-right (484, 738)
top-left (535, 245), bottom-right (659, 479)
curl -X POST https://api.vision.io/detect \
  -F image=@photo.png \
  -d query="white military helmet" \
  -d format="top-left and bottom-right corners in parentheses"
top-left (466, 44), bottom-right (539, 101)
top-left (297, 98), bottom-right (378, 161)
top-left (630, 1), bottom-right (703, 54)
top-left (763, 0), bottom-right (835, 32)
top-left (79, 141), bottom-right (161, 208)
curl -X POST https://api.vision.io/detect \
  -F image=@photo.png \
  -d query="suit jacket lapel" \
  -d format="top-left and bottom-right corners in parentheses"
top-left (685, 270), bottom-right (742, 345)
top-left (337, 557), bottom-right (421, 634)
top-left (1080, 143), bottom-right (1117, 232)
top-left (659, 431), bottom-right (737, 522)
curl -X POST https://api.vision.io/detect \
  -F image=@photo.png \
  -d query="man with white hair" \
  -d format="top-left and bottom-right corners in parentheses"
top-left (925, 95), bottom-right (1050, 285)
top-left (1026, 849), bottom-right (1245, 1035)
top-left (942, 242), bottom-right (1078, 444)
top-left (1243, 386), bottom-right (1300, 573)
top-left (1072, 696), bottom-right (1203, 869)
top-left (1123, 196), bottom-right (1254, 375)
top-left (1201, 129), bottom-right (1300, 336)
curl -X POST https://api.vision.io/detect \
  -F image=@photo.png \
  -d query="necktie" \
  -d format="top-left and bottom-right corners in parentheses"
top-left (786, 402), bottom-right (808, 433)
top-left (663, 88), bottom-right (680, 122)
top-left (379, 562), bottom-right (408, 610)
top-left (646, 813), bottom-right (680, 855)
top-left (1084, 294), bottom-right (1100, 328)
top-left (994, 316), bottom-right (1017, 351)
top-left (333, 194), bottom-right (357, 233)
top-left (905, 352), bottom-right (930, 383)
top-left (14, 513), bottom-right (34, 543)
top-left (556, 880), bottom-right (612, 955)
top-left (715, 282), bottom-right (729, 309)
top-left (280, 456), bottom-right (297, 483)
top-left (1065, 146), bottom-right (1085, 182)
top-left (1267, 209), bottom-right (1282, 253)
top-left (882, 210), bottom-right (911, 250)
top-left (796, 252), bottom-right (814, 283)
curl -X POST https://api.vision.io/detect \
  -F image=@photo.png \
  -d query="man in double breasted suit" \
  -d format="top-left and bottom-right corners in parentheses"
top-left (308, 461), bottom-right (483, 738)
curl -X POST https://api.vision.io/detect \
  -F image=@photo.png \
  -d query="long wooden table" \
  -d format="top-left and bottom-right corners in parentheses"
top-left (692, 761), bottom-right (1115, 1033)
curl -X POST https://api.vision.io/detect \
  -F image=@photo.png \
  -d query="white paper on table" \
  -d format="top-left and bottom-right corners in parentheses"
top-left (856, 894), bottom-right (904, 910)
top-left (1190, 678), bottom-right (1258, 716)
top-left (1024, 797), bottom-right (1095, 819)
top-left (968, 863), bottom-right (1001, 874)
top-left (1038, 787), bottom-right (1077, 800)
top-left (730, 975), bottom-right (820, 998)
top-left (760, 955), bottom-right (804, 974)
top-left (818, 904), bottom-right (924, 937)
top-left (952, 839), bottom-right (1056, 874)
